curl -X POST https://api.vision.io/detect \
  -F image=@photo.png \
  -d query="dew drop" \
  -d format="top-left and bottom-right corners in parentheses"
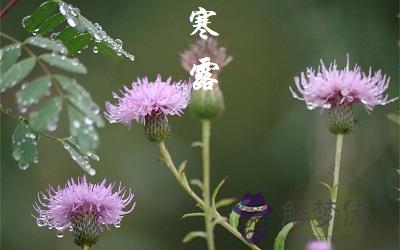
top-left (18, 162), bottom-right (29, 170)
top-left (56, 231), bottom-right (64, 238)
top-left (92, 46), bottom-right (99, 54)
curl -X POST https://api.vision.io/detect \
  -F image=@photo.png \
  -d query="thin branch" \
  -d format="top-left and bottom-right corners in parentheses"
top-left (0, 104), bottom-right (66, 142)
top-left (0, 0), bottom-right (19, 20)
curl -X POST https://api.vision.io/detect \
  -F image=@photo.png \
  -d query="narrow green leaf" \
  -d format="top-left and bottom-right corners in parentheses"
top-left (38, 13), bottom-right (65, 35)
top-left (228, 211), bottom-right (240, 230)
top-left (25, 37), bottom-right (68, 54)
top-left (0, 42), bottom-right (22, 74)
top-left (318, 181), bottom-right (332, 193)
top-left (16, 76), bottom-right (52, 110)
top-left (212, 177), bottom-right (228, 208)
top-left (191, 141), bottom-right (203, 147)
top-left (66, 33), bottom-right (92, 55)
top-left (178, 160), bottom-right (187, 173)
top-left (40, 53), bottom-right (87, 74)
top-left (273, 222), bottom-right (297, 250)
top-left (310, 219), bottom-right (326, 241)
top-left (182, 213), bottom-right (205, 219)
top-left (62, 141), bottom-right (96, 176)
top-left (97, 42), bottom-right (123, 62)
top-left (12, 122), bottom-right (39, 170)
top-left (29, 97), bottom-right (63, 132)
top-left (190, 179), bottom-right (204, 191)
top-left (388, 113), bottom-right (400, 125)
top-left (23, 1), bottom-right (57, 32)
top-left (182, 231), bottom-right (206, 243)
top-left (54, 75), bottom-right (104, 127)
top-left (68, 104), bottom-right (100, 153)
top-left (216, 198), bottom-right (236, 209)
top-left (0, 57), bottom-right (36, 92)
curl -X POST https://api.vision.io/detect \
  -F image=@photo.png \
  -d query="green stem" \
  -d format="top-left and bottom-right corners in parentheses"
top-left (157, 141), bottom-right (261, 250)
top-left (82, 246), bottom-right (90, 250)
top-left (327, 134), bottom-right (344, 241)
top-left (201, 120), bottom-right (215, 250)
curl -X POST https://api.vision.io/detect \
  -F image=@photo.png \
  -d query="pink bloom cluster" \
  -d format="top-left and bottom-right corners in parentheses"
top-left (306, 241), bottom-right (332, 250)
top-left (290, 55), bottom-right (397, 111)
top-left (105, 75), bottom-right (191, 126)
top-left (33, 176), bottom-right (134, 231)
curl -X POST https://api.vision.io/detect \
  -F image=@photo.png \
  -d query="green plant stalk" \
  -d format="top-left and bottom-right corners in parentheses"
top-left (201, 119), bottom-right (215, 250)
top-left (82, 246), bottom-right (90, 250)
top-left (327, 134), bottom-right (344, 241)
top-left (157, 142), bottom-right (261, 250)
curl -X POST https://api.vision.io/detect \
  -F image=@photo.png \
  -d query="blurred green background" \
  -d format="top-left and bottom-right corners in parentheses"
top-left (1, 0), bottom-right (399, 249)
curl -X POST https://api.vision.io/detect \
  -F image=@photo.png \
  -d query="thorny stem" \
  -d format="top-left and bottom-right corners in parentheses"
top-left (0, 0), bottom-right (19, 19)
top-left (158, 141), bottom-right (261, 250)
top-left (201, 120), bottom-right (215, 250)
top-left (327, 134), bottom-right (344, 241)
top-left (0, 104), bottom-right (66, 142)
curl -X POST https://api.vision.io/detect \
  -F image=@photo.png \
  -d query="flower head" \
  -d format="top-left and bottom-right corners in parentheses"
top-left (180, 38), bottom-right (233, 76)
top-left (306, 241), bottom-right (332, 250)
top-left (290, 55), bottom-right (397, 112)
top-left (105, 75), bottom-right (191, 126)
top-left (34, 176), bottom-right (134, 246)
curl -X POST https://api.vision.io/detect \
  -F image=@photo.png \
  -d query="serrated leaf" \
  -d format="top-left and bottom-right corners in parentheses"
top-left (66, 33), bottom-right (92, 56)
top-left (388, 113), bottom-right (400, 125)
top-left (54, 75), bottom-right (104, 127)
top-left (228, 211), bottom-right (240, 229)
top-left (182, 231), bottom-right (206, 243)
top-left (182, 213), bottom-right (205, 219)
top-left (38, 13), bottom-right (65, 35)
top-left (29, 97), bottom-right (63, 132)
top-left (212, 177), bottom-right (228, 208)
top-left (0, 57), bottom-right (36, 92)
top-left (23, 1), bottom-right (57, 32)
top-left (273, 222), bottom-right (297, 250)
top-left (0, 42), bottom-right (22, 74)
top-left (216, 198), bottom-right (236, 209)
top-left (12, 122), bottom-right (39, 169)
top-left (97, 42), bottom-right (123, 62)
top-left (310, 219), bottom-right (326, 241)
top-left (62, 141), bottom-right (96, 175)
top-left (68, 104), bottom-right (100, 153)
top-left (40, 53), bottom-right (87, 74)
top-left (16, 76), bottom-right (52, 110)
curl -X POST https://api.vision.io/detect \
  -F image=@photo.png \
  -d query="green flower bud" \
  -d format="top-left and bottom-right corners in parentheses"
top-left (190, 86), bottom-right (225, 120)
top-left (144, 114), bottom-right (171, 142)
top-left (328, 104), bottom-right (354, 135)
top-left (71, 212), bottom-right (101, 248)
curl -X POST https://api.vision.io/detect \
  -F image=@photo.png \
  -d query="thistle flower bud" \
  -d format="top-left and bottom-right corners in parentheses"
top-left (71, 212), bottom-right (101, 248)
top-left (144, 114), bottom-right (171, 142)
top-left (190, 86), bottom-right (225, 120)
top-left (328, 104), bottom-right (354, 135)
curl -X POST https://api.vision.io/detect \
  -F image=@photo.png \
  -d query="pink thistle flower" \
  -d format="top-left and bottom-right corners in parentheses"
top-left (33, 176), bottom-right (134, 246)
top-left (180, 38), bottom-right (233, 76)
top-left (290, 55), bottom-right (397, 112)
top-left (306, 241), bottom-right (332, 250)
top-left (105, 75), bottom-right (190, 127)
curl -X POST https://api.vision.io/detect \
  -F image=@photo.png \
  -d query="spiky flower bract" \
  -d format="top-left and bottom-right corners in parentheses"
top-left (290, 55), bottom-right (397, 134)
top-left (306, 241), bottom-right (332, 250)
top-left (181, 38), bottom-right (232, 119)
top-left (33, 176), bottom-right (134, 247)
top-left (105, 75), bottom-right (190, 141)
